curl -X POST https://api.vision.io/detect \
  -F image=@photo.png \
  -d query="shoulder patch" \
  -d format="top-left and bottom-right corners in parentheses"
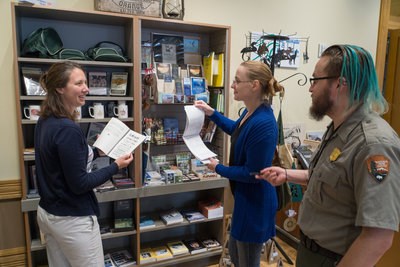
top-left (365, 155), bottom-right (390, 183)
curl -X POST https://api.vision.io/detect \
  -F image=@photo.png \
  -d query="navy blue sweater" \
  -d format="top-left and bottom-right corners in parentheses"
top-left (34, 116), bottom-right (118, 217)
top-left (210, 104), bottom-right (278, 243)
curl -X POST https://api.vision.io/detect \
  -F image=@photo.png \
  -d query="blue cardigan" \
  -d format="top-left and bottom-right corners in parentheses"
top-left (210, 104), bottom-right (278, 243)
top-left (34, 116), bottom-right (118, 217)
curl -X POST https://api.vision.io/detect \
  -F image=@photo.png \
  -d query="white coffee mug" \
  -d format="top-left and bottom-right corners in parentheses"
top-left (23, 105), bottom-right (41, 120)
top-left (113, 102), bottom-right (128, 119)
top-left (88, 103), bottom-right (104, 119)
top-left (75, 106), bottom-right (82, 120)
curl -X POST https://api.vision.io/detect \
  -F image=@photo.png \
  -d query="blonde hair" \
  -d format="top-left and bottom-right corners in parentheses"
top-left (240, 61), bottom-right (284, 100)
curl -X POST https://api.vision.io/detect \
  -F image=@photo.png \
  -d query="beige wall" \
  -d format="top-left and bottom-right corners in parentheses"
top-left (0, 0), bottom-right (380, 180)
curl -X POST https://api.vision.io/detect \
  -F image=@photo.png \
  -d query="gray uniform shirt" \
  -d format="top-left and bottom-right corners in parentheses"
top-left (298, 106), bottom-right (400, 255)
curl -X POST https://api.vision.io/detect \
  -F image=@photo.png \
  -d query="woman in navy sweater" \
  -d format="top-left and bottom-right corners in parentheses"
top-left (195, 61), bottom-right (283, 267)
top-left (35, 61), bottom-right (133, 266)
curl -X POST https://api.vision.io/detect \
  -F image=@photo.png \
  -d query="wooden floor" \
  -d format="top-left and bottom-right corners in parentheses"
top-left (208, 237), bottom-right (297, 267)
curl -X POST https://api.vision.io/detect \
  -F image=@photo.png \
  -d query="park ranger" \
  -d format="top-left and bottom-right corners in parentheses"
top-left (257, 44), bottom-right (400, 267)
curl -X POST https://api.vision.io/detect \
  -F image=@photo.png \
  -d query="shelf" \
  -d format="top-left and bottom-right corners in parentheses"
top-left (22, 188), bottom-right (140, 212)
top-left (18, 57), bottom-right (133, 67)
top-left (21, 180), bottom-right (228, 212)
top-left (140, 217), bottom-right (223, 234)
top-left (144, 249), bottom-right (222, 267)
top-left (21, 117), bottom-right (134, 124)
top-left (140, 178), bottom-right (229, 198)
top-left (101, 230), bottom-right (136, 240)
top-left (20, 96), bottom-right (134, 101)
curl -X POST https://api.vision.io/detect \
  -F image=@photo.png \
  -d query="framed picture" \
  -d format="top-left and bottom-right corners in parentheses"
top-left (152, 33), bottom-right (184, 65)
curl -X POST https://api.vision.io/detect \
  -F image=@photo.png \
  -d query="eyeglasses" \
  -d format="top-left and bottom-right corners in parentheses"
top-left (309, 76), bottom-right (338, 86)
top-left (232, 80), bottom-right (252, 85)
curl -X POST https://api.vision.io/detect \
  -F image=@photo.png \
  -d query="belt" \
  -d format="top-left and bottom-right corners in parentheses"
top-left (300, 230), bottom-right (342, 261)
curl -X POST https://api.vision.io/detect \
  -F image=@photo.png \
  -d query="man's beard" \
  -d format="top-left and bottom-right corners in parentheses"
top-left (309, 91), bottom-right (333, 121)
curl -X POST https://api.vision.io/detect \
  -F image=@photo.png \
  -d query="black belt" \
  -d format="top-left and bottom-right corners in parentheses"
top-left (300, 230), bottom-right (342, 262)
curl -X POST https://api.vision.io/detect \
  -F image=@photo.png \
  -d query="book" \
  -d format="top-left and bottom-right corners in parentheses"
top-left (139, 215), bottom-right (156, 229)
top-left (93, 118), bottom-right (146, 159)
top-left (104, 253), bottom-right (116, 267)
top-left (110, 72), bottom-right (128, 96)
top-left (139, 247), bottom-right (157, 263)
top-left (163, 117), bottom-right (179, 139)
top-left (212, 53), bottom-right (224, 87)
top-left (112, 177), bottom-right (134, 189)
top-left (183, 77), bottom-right (192, 96)
top-left (88, 71), bottom-right (108, 95)
top-left (190, 77), bottom-right (206, 95)
top-left (155, 62), bottom-right (172, 80)
top-left (86, 122), bottom-right (106, 146)
top-left (202, 52), bottom-right (214, 86)
top-left (201, 238), bottom-right (222, 250)
top-left (181, 209), bottom-right (206, 223)
top-left (167, 241), bottom-right (189, 256)
top-left (95, 180), bottom-right (116, 192)
top-left (176, 152), bottom-right (191, 175)
top-left (183, 239), bottom-right (207, 254)
top-left (110, 249), bottom-right (136, 266)
top-left (113, 200), bottom-right (134, 232)
top-left (187, 64), bottom-right (202, 77)
top-left (198, 199), bottom-right (223, 219)
top-left (21, 67), bottom-right (45, 95)
top-left (201, 119), bottom-right (217, 143)
top-left (29, 165), bottom-right (38, 191)
top-left (182, 106), bottom-right (217, 163)
top-left (160, 209), bottom-right (183, 225)
top-left (153, 246), bottom-right (173, 261)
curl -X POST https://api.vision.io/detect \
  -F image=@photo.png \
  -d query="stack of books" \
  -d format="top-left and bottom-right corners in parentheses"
top-left (153, 246), bottom-right (173, 261)
top-left (183, 239), bottom-right (207, 254)
top-left (108, 250), bottom-right (136, 266)
top-left (160, 209), bottom-right (184, 225)
top-left (167, 241), bottom-right (189, 256)
top-left (198, 199), bottom-right (224, 219)
top-left (139, 247), bottom-right (157, 264)
top-left (201, 238), bottom-right (222, 251)
top-left (139, 215), bottom-right (156, 230)
top-left (181, 209), bottom-right (206, 223)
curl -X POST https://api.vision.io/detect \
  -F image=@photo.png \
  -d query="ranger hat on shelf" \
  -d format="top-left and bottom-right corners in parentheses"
top-left (86, 41), bottom-right (128, 62)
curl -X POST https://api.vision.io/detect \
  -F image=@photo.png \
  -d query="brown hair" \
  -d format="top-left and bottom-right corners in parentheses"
top-left (240, 61), bottom-right (284, 100)
top-left (39, 61), bottom-right (84, 120)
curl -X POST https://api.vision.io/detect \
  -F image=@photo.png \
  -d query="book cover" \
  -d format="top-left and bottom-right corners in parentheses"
top-left (113, 200), bottom-right (134, 232)
top-left (93, 118), bottom-right (146, 159)
top-left (110, 249), bottom-right (136, 266)
top-left (183, 239), bottom-right (207, 254)
top-left (86, 122), bottom-right (106, 146)
top-left (160, 209), bottom-right (183, 225)
top-left (201, 119), bottom-right (217, 143)
top-left (212, 53), bottom-right (224, 87)
top-left (155, 62), bottom-right (172, 80)
top-left (190, 77), bottom-right (206, 95)
top-left (181, 209), bottom-right (206, 223)
top-left (167, 241), bottom-right (189, 256)
top-left (153, 246), bottom-right (173, 261)
top-left (139, 247), bottom-right (157, 263)
top-left (110, 72), bottom-right (128, 96)
top-left (112, 177), bottom-right (134, 189)
top-left (187, 64), bottom-right (202, 77)
top-left (183, 77), bottom-right (192, 96)
top-left (104, 253), bottom-right (116, 267)
top-left (21, 67), bottom-right (45, 96)
top-left (202, 52), bottom-right (214, 86)
top-left (201, 238), bottom-right (222, 250)
top-left (88, 71), bottom-right (108, 95)
top-left (139, 215), bottom-right (156, 229)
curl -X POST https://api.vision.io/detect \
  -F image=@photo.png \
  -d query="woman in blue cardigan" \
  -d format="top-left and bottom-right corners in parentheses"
top-left (195, 61), bottom-right (283, 267)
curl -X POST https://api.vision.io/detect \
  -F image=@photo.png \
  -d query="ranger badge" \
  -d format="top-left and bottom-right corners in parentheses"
top-left (366, 155), bottom-right (390, 183)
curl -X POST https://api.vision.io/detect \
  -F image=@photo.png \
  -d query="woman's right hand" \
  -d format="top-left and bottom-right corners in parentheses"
top-left (194, 100), bottom-right (214, 116)
top-left (114, 153), bottom-right (134, 169)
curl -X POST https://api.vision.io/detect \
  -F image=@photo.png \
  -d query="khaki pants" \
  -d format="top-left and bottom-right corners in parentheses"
top-left (296, 242), bottom-right (339, 267)
top-left (37, 206), bottom-right (104, 267)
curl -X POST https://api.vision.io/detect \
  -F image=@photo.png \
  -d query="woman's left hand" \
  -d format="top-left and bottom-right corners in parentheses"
top-left (206, 158), bottom-right (219, 172)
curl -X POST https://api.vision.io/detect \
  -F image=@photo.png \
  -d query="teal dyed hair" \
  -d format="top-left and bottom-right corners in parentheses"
top-left (321, 45), bottom-right (388, 114)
